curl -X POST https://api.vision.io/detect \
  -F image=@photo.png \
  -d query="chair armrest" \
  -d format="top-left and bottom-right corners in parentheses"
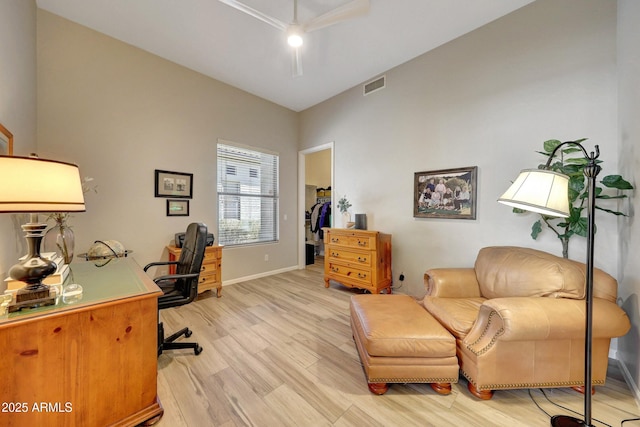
top-left (424, 268), bottom-right (481, 297)
top-left (463, 297), bottom-right (631, 356)
top-left (144, 260), bottom-right (179, 272)
top-left (153, 272), bottom-right (200, 284)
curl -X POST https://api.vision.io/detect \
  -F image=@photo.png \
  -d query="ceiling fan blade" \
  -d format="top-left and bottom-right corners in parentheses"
top-left (291, 47), bottom-right (303, 77)
top-left (218, 0), bottom-right (287, 31)
top-left (303, 0), bottom-right (370, 33)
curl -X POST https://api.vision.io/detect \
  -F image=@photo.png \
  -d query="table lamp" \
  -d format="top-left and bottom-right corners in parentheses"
top-left (498, 141), bottom-right (601, 427)
top-left (0, 155), bottom-right (85, 312)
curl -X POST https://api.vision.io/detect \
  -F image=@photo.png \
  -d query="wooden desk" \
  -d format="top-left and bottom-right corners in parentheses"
top-left (0, 258), bottom-right (163, 427)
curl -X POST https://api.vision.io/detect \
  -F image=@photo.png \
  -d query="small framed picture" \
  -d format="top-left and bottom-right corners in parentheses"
top-left (155, 169), bottom-right (193, 198)
top-left (0, 123), bottom-right (13, 155)
top-left (167, 199), bottom-right (189, 216)
top-left (414, 166), bottom-right (478, 220)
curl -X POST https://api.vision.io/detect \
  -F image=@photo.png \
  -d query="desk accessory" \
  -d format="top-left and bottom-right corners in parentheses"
top-left (0, 155), bottom-right (85, 312)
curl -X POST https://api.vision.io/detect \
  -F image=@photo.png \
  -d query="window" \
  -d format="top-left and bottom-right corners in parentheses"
top-left (217, 141), bottom-right (279, 246)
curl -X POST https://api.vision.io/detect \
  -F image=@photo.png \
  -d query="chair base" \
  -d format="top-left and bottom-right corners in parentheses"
top-left (158, 322), bottom-right (203, 356)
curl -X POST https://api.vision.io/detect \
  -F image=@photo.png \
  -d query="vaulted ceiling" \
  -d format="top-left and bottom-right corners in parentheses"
top-left (36, 0), bottom-right (535, 111)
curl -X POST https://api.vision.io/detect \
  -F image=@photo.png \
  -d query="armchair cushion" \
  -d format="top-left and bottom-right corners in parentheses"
top-left (474, 246), bottom-right (587, 299)
top-left (422, 297), bottom-right (485, 339)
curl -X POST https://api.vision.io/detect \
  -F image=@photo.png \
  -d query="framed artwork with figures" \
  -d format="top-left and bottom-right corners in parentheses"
top-left (414, 166), bottom-right (478, 220)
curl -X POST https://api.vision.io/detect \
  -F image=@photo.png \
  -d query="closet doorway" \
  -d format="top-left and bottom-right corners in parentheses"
top-left (298, 142), bottom-right (334, 269)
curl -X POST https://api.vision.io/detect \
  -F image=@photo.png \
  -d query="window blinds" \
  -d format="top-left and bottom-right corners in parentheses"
top-left (217, 141), bottom-right (279, 246)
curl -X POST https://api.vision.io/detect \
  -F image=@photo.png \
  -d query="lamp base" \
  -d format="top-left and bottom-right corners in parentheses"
top-left (8, 284), bottom-right (55, 313)
top-left (550, 415), bottom-right (590, 427)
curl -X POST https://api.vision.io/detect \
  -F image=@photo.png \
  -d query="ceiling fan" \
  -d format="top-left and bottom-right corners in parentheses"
top-left (218, 0), bottom-right (370, 77)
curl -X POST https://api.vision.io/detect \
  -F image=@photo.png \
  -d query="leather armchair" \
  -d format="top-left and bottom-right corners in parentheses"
top-left (421, 246), bottom-right (631, 400)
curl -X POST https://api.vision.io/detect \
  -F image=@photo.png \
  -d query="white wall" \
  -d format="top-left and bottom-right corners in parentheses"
top-left (617, 0), bottom-right (640, 400)
top-left (36, 10), bottom-right (299, 281)
top-left (300, 0), bottom-right (620, 297)
top-left (0, 0), bottom-right (37, 289)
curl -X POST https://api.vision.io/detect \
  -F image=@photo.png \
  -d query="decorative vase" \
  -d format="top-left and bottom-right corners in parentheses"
top-left (341, 211), bottom-right (351, 228)
top-left (44, 221), bottom-right (75, 264)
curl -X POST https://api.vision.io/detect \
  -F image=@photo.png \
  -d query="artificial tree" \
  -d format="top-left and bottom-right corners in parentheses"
top-left (514, 139), bottom-right (633, 258)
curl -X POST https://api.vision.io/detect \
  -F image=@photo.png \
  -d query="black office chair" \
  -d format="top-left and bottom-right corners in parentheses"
top-left (144, 222), bottom-right (207, 356)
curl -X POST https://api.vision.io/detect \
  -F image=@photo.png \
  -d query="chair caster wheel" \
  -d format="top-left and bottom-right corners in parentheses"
top-left (185, 329), bottom-right (193, 338)
top-left (195, 345), bottom-right (203, 355)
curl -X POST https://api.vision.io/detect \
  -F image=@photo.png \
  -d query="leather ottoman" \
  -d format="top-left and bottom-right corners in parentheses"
top-left (350, 294), bottom-right (459, 395)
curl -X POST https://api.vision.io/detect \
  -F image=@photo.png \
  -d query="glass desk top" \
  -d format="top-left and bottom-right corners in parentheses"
top-left (0, 257), bottom-right (161, 324)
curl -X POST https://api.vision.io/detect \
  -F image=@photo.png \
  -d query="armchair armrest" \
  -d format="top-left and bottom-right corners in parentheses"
top-left (463, 297), bottom-right (631, 356)
top-left (424, 268), bottom-right (481, 298)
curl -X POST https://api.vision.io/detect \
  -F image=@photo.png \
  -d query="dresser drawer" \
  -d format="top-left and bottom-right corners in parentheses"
top-left (326, 262), bottom-right (371, 285)
top-left (203, 251), bottom-right (219, 263)
top-left (327, 247), bottom-right (372, 267)
top-left (201, 260), bottom-right (219, 275)
top-left (199, 271), bottom-right (218, 285)
top-left (328, 233), bottom-right (375, 250)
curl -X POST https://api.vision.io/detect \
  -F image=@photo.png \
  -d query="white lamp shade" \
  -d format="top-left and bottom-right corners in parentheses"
top-left (0, 155), bottom-right (86, 212)
top-left (498, 169), bottom-right (570, 218)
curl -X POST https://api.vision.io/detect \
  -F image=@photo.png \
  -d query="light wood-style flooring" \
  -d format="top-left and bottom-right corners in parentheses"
top-left (154, 259), bottom-right (640, 427)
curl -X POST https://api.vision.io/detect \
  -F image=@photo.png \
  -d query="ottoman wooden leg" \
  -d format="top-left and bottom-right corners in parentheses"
top-left (368, 382), bottom-right (389, 395)
top-left (430, 382), bottom-right (452, 395)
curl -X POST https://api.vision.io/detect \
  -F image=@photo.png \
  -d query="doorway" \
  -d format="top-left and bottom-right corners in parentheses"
top-left (298, 142), bottom-right (334, 269)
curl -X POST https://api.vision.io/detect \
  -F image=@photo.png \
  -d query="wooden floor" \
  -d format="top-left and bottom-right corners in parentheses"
top-left (154, 259), bottom-right (640, 427)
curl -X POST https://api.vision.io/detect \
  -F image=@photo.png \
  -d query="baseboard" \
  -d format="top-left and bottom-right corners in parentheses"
top-left (615, 353), bottom-right (640, 409)
top-left (221, 265), bottom-right (299, 286)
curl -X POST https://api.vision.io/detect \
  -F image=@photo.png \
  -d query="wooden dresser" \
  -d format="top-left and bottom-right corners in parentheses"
top-left (167, 244), bottom-right (223, 297)
top-left (322, 228), bottom-right (392, 294)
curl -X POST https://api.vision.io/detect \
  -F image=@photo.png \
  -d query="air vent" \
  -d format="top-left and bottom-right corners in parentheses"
top-left (363, 75), bottom-right (385, 96)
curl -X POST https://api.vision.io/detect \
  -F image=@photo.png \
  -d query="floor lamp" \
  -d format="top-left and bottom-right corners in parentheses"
top-left (0, 155), bottom-right (85, 312)
top-left (498, 141), bottom-right (601, 427)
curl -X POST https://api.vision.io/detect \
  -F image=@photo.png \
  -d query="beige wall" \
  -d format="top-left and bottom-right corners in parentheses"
top-left (0, 0), bottom-right (37, 288)
top-left (36, 10), bottom-right (299, 281)
top-left (305, 149), bottom-right (331, 188)
top-left (301, 0), bottom-right (619, 295)
top-left (617, 0), bottom-right (640, 400)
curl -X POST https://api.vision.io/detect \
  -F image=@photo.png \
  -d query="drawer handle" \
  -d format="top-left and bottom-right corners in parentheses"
top-left (331, 266), bottom-right (340, 273)
top-left (357, 240), bottom-right (367, 246)
top-left (357, 256), bottom-right (367, 263)
top-left (357, 273), bottom-right (367, 279)
top-left (331, 252), bottom-right (339, 257)
top-left (331, 238), bottom-right (340, 243)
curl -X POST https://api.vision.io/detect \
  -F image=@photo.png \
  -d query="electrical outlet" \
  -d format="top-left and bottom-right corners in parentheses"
top-left (264, 254), bottom-right (269, 262)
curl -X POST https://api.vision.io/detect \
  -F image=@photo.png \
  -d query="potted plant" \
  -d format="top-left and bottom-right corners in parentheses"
top-left (512, 139), bottom-right (633, 258)
top-left (338, 195), bottom-right (352, 227)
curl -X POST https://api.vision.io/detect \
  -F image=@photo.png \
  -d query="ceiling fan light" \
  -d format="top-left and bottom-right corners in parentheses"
top-left (287, 25), bottom-right (304, 47)
top-left (287, 33), bottom-right (303, 47)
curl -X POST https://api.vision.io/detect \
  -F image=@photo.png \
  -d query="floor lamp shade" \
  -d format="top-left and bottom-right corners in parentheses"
top-left (0, 156), bottom-right (86, 213)
top-left (498, 169), bottom-right (570, 218)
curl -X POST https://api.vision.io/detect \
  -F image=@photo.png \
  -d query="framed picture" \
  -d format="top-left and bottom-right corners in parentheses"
top-left (414, 166), bottom-right (478, 220)
top-left (167, 199), bottom-right (189, 216)
top-left (155, 169), bottom-right (193, 198)
top-left (0, 122), bottom-right (13, 155)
